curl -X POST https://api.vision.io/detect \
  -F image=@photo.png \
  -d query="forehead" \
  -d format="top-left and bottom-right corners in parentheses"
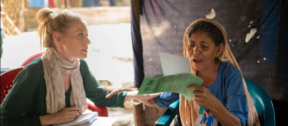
top-left (68, 20), bottom-right (88, 32)
top-left (188, 31), bottom-right (215, 45)
top-left (189, 31), bottom-right (211, 40)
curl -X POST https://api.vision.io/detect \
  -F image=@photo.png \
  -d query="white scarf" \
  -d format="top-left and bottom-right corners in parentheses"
top-left (41, 48), bottom-right (88, 114)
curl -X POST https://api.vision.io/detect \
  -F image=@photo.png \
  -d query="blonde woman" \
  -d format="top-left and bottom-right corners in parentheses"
top-left (153, 19), bottom-right (260, 126)
top-left (0, 8), bottom-right (159, 126)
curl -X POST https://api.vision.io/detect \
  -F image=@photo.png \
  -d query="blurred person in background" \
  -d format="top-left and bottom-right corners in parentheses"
top-left (61, 0), bottom-right (71, 8)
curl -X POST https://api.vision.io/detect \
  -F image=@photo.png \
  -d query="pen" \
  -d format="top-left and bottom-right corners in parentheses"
top-left (77, 110), bottom-right (81, 116)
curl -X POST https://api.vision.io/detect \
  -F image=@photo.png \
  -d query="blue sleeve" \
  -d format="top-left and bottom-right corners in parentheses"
top-left (154, 92), bottom-right (179, 108)
top-left (225, 68), bottom-right (248, 126)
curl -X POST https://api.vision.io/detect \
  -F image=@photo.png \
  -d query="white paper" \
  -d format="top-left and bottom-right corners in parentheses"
top-left (90, 116), bottom-right (118, 126)
top-left (159, 52), bottom-right (191, 76)
top-left (55, 112), bottom-right (98, 126)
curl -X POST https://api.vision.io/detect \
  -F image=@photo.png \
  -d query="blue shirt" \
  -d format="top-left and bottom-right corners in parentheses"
top-left (154, 62), bottom-right (248, 126)
top-left (207, 115), bottom-right (215, 126)
top-left (200, 114), bottom-right (207, 124)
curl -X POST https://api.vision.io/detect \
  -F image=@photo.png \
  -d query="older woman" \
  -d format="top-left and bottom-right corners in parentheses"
top-left (153, 19), bottom-right (260, 126)
top-left (0, 8), bottom-right (159, 126)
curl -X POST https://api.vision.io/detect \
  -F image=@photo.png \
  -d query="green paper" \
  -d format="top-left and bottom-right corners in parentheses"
top-left (137, 73), bottom-right (203, 101)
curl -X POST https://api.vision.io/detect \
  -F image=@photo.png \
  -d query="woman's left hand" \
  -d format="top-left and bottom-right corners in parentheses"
top-left (105, 88), bottom-right (136, 99)
top-left (133, 92), bottom-right (161, 107)
top-left (105, 88), bottom-right (160, 107)
top-left (187, 85), bottom-right (222, 110)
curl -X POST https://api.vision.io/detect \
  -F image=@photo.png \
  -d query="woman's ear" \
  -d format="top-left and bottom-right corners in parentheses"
top-left (53, 32), bottom-right (62, 46)
top-left (217, 43), bottom-right (224, 57)
top-left (185, 47), bottom-right (189, 58)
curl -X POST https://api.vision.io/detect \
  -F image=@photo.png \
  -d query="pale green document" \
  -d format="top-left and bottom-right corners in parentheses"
top-left (159, 52), bottom-right (191, 76)
top-left (138, 52), bottom-right (203, 101)
top-left (138, 73), bottom-right (203, 101)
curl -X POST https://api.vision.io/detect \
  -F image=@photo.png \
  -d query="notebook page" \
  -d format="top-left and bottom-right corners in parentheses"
top-left (55, 112), bottom-right (98, 126)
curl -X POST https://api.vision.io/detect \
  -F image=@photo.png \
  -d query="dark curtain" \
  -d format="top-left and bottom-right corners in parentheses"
top-left (131, 0), bottom-right (288, 124)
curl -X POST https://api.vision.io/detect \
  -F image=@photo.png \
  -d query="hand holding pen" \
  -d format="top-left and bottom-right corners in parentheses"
top-left (51, 107), bottom-right (80, 124)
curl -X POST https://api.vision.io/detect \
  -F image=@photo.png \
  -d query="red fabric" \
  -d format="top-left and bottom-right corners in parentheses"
top-left (48, 0), bottom-right (55, 8)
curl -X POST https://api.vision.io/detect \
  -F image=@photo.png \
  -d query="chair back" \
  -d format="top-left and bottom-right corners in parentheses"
top-left (21, 52), bottom-right (44, 67)
top-left (88, 103), bottom-right (108, 116)
top-left (155, 99), bottom-right (179, 126)
top-left (0, 67), bottom-right (23, 104)
top-left (245, 79), bottom-right (276, 126)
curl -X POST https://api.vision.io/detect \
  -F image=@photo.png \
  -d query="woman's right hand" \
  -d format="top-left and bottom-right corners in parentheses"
top-left (40, 107), bottom-right (80, 125)
top-left (124, 91), bottom-right (161, 107)
top-left (52, 107), bottom-right (80, 124)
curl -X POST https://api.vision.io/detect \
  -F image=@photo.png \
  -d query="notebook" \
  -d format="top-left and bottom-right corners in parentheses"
top-left (55, 112), bottom-right (98, 126)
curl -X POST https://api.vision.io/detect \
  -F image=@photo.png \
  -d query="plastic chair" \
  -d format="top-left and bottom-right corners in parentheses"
top-left (155, 79), bottom-right (276, 126)
top-left (155, 99), bottom-right (179, 126)
top-left (21, 52), bottom-right (44, 67)
top-left (0, 68), bottom-right (23, 104)
top-left (245, 79), bottom-right (275, 126)
top-left (88, 103), bottom-right (108, 116)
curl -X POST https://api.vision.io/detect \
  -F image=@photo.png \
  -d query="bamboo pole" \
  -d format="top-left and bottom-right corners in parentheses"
top-left (131, 0), bottom-right (146, 125)
top-left (133, 103), bottom-right (146, 126)
top-left (1, 0), bottom-right (24, 35)
top-left (2, 13), bottom-right (21, 35)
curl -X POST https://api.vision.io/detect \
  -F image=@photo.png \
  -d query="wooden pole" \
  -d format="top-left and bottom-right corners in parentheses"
top-left (131, 0), bottom-right (146, 125)
top-left (133, 103), bottom-right (146, 126)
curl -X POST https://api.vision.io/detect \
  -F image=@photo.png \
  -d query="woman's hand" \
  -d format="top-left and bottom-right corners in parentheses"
top-left (51, 107), bottom-right (80, 124)
top-left (124, 91), bottom-right (161, 107)
top-left (40, 107), bottom-right (80, 125)
top-left (187, 85), bottom-right (222, 110)
top-left (188, 84), bottom-right (242, 126)
top-left (105, 88), bottom-right (136, 99)
top-left (104, 88), bottom-right (160, 108)
top-left (105, 88), bottom-right (160, 108)
top-left (134, 93), bottom-right (161, 108)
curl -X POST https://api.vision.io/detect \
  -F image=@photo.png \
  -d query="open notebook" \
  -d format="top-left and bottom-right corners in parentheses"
top-left (55, 112), bottom-right (98, 126)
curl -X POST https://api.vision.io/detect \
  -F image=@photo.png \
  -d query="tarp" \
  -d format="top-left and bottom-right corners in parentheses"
top-left (131, 0), bottom-right (287, 124)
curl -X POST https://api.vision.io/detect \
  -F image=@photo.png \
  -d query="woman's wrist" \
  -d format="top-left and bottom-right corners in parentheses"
top-left (124, 91), bottom-right (138, 102)
top-left (209, 99), bottom-right (224, 115)
top-left (209, 101), bottom-right (241, 126)
top-left (39, 114), bottom-right (57, 126)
